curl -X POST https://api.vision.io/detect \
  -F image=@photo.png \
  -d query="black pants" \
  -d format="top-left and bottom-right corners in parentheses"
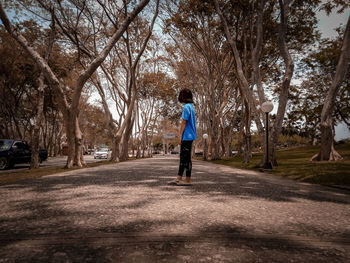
top-left (178, 140), bottom-right (193, 177)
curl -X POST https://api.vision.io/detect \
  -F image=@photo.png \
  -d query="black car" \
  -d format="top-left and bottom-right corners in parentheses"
top-left (0, 139), bottom-right (48, 170)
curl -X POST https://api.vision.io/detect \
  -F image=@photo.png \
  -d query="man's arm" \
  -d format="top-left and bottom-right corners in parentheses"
top-left (178, 119), bottom-right (187, 145)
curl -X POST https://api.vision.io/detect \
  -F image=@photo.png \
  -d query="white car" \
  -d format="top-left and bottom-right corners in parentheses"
top-left (94, 148), bottom-right (109, 159)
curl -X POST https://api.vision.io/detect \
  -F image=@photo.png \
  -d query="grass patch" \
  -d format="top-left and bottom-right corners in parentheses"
top-left (211, 144), bottom-right (350, 186)
top-left (0, 160), bottom-right (115, 185)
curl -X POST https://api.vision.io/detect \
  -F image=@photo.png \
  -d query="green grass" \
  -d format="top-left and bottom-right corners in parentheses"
top-left (0, 160), bottom-right (114, 185)
top-left (211, 144), bottom-right (350, 186)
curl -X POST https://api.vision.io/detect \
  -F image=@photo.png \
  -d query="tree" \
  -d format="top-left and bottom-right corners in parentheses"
top-left (215, 0), bottom-right (321, 166)
top-left (0, 19), bottom-right (65, 161)
top-left (91, 0), bottom-right (159, 162)
top-left (79, 102), bottom-right (110, 151)
top-left (312, 16), bottom-right (350, 161)
top-left (0, 0), bottom-right (150, 168)
top-left (283, 25), bottom-right (350, 145)
top-left (119, 0), bottom-right (160, 161)
top-left (31, 12), bottom-right (55, 168)
top-left (0, 24), bottom-right (39, 140)
top-left (164, 0), bottom-right (238, 160)
top-left (269, 0), bottom-right (295, 166)
top-left (136, 70), bottom-right (174, 157)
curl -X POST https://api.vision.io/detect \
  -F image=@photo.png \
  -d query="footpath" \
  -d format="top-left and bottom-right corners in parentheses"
top-left (0, 155), bottom-right (349, 262)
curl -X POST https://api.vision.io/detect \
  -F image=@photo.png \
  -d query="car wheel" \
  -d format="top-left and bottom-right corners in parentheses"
top-left (0, 157), bottom-right (9, 170)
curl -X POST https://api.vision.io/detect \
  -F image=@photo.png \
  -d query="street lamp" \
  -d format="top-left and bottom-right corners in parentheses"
top-left (261, 101), bottom-right (274, 169)
top-left (203, 133), bottom-right (208, 160)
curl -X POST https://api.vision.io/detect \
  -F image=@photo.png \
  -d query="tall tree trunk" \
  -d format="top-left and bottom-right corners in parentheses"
top-left (251, 0), bottom-right (269, 167)
top-left (270, 0), bottom-right (295, 166)
top-left (74, 114), bottom-right (85, 167)
top-left (312, 16), bottom-right (350, 161)
top-left (214, 0), bottom-right (264, 142)
top-left (242, 100), bottom-right (252, 164)
top-left (207, 78), bottom-right (220, 160)
top-left (65, 114), bottom-right (75, 168)
top-left (237, 105), bottom-right (245, 158)
top-left (210, 117), bottom-right (221, 160)
top-left (30, 73), bottom-right (45, 169)
top-left (121, 114), bottom-right (135, 161)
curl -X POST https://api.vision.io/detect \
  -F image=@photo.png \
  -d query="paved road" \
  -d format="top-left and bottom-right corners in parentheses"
top-left (0, 155), bottom-right (104, 174)
top-left (0, 155), bottom-right (349, 262)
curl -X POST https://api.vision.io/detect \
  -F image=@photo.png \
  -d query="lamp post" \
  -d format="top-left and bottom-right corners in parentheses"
top-left (261, 101), bottom-right (274, 169)
top-left (203, 133), bottom-right (208, 160)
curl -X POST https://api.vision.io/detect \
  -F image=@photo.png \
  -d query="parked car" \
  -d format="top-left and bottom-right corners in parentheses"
top-left (0, 139), bottom-right (48, 170)
top-left (94, 148), bottom-right (109, 159)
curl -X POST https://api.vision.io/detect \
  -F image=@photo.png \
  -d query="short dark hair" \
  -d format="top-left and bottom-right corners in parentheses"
top-left (178, 88), bottom-right (193, 103)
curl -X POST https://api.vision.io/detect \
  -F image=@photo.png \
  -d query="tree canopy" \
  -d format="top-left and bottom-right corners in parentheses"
top-left (0, 0), bottom-right (349, 166)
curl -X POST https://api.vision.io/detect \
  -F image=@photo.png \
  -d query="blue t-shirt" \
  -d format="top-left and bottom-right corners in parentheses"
top-left (181, 103), bottom-right (197, 141)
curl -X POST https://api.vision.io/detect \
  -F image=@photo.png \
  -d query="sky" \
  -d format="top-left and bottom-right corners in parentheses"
top-left (317, 6), bottom-right (349, 39)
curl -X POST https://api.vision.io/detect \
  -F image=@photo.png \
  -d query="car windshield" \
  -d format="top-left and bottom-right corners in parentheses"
top-left (100, 148), bottom-right (108, 152)
top-left (0, 140), bottom-right (13, 151)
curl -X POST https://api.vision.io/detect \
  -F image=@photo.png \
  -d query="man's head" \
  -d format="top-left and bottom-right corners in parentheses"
top-left (178, 88), bottom-right (193, 104)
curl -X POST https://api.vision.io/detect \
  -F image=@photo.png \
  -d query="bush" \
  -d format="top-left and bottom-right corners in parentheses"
top-left (278, 134), bottom-right (309, 147)
top-left (335, 139), bottom-right (350, 145)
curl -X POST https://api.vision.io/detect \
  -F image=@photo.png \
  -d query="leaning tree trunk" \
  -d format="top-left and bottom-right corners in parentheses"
top-left (30, 12), bottom-right (55, 169)
top-left (312, 16), bottom-right (350, 161)
top-left (270, 0), bottom-right (294, 166)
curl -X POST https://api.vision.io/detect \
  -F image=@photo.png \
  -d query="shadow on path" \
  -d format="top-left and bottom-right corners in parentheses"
top-left (0, 156), bottom-right (349, 262)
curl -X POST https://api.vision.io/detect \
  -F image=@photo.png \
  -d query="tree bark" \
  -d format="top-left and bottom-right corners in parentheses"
top-left (270, 0), bottom-right (295, 166)
top-left (30, 73), bottom-right (45, 169)
top-left (251, 0), bottom-right (267, 105)
top-left (74, 114), bottom-right (85, 167)
top-left (312, 16), bottom-right (350, 161)
top-left (120, 112), bottom-right (135, 161)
